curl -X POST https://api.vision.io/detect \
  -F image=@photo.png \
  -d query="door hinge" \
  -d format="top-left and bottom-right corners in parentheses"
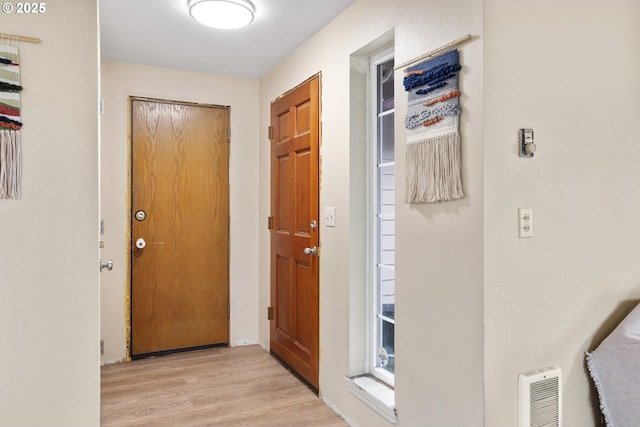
top-left (268, 126), bottom-right (273, 140)
top-left (228, 302), bottom-right (230, 318)
top-left (267, 216), bottom-right (274, 230)
top-left (267, 306), bottom-right (274, 320)
top-left (227, 128), bottom-right (231, 143)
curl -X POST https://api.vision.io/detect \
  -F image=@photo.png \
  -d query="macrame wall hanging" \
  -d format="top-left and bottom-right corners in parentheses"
top-left (403, 49), bottom-right (463, 203)
top-left (0, 37), bottom-right (23, 199)
top-left (0, 32), bottom-right (39, 200)
top-left (398, 34), bottom-right (473, 204)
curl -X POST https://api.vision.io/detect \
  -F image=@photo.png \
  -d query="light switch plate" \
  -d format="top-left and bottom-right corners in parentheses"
top-left (325, 207), bottom-right (336, 227)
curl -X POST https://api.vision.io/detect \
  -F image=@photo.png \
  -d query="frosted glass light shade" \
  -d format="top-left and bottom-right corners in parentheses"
top-left (188, 0), bottom-right (255, 29)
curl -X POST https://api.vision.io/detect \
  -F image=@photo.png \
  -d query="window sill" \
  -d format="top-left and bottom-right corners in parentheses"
top-left (345, 374), bottom-right (397, 423)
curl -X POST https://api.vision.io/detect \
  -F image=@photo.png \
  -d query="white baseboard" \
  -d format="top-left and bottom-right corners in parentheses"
top-left (322, 395), bottom-right (358, 427)
top-left (232, 339), bottom-right (260, 347)
top-left (101, 357), bottom-right (126, 366)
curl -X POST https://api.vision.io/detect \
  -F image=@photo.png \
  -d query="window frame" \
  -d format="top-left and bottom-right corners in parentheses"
top-left (367, 46), bottom-right (395, 387)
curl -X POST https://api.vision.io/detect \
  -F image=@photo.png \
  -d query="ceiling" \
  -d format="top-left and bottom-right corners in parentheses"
top-left (100, 0), bottom-right (355, 79)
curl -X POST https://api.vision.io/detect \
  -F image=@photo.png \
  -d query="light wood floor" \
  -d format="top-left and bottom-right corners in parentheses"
top-left (101, 345), bottom-right (349, 427)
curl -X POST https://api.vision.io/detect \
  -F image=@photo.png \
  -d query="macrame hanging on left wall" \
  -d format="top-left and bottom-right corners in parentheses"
top-left (0, 38), bottom-right (22, 200)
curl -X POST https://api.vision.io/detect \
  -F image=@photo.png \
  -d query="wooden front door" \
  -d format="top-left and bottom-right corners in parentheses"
top-left (270, 75), bottom-right (320, 389)
top-left (130, 98), bottom-right (229, 357)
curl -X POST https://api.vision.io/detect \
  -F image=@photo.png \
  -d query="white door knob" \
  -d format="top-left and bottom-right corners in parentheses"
top-left (136, 238), bottom-right (146, 249)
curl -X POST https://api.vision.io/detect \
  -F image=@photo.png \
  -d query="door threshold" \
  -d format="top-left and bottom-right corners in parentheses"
top-left (132, 342), bottom-right (228, 360)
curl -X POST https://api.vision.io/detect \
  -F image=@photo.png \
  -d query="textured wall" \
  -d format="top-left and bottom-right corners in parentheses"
top-left (484, 1), bottom-right (640, 425)
top-left (258, 0), bottom-right (484, 425)
top-left (0, 2), bottom-right (100, 425)
top-left (100, 61), bottom-right (260, 363)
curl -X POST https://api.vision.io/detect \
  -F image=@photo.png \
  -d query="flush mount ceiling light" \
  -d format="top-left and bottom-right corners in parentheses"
top-left (188, 0), bottom-right (255, 30)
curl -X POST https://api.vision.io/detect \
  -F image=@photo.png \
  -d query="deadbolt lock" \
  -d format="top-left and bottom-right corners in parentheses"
top-left (135, 210), bottom-right (147, 221)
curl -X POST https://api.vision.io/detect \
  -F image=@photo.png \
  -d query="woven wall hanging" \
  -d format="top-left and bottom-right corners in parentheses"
top-left (403, 49), bottom-right (463, 203)
top-left (0, 38), bottom-right (22, 199)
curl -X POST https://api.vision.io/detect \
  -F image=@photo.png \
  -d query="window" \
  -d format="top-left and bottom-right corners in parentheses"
top-left (346, 39), bottom-right (396, 422)
top-left (369, 47), bottom-right (395, 386)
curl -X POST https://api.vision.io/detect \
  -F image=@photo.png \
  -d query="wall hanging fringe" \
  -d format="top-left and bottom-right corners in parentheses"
top-left (403, 49), bottom-right (463, 203)
top-left (0, 36), bottom-right (23, 199)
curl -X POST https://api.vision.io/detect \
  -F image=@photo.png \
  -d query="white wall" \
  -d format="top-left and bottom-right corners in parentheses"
top-left (484, 1), bottom-right (640, 425)
top-left (0, 2), bottom-right (100, 426)
top-left (258, 0), bottom-right (484, 425)
top-left (100, 61), bottom-right (260, 362)
top-left (394, 1), bottom-right (483, 424)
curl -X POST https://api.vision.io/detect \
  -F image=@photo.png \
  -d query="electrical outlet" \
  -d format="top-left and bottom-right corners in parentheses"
top-left (519, 208), bottom-right (533, 238)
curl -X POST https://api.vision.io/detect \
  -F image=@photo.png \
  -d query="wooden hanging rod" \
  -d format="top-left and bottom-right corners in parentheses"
top-left (0, 32), bottom-right (41, 44)
top-left (394, 34), bottom-right (473, 71)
